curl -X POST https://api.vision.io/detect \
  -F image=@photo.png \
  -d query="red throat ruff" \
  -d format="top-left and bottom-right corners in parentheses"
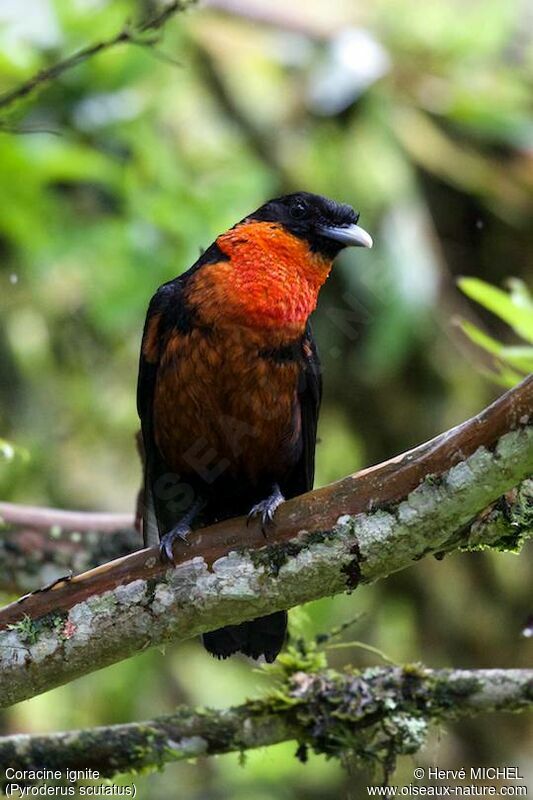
top-left (187, 221), bottom-right (334, 332)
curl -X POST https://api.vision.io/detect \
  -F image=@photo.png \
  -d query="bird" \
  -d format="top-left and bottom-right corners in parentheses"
top-left (137, 191), bottom-right (372, 662)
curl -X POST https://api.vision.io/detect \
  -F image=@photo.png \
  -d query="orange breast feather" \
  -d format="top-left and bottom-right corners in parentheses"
top-left (153, 324), bottom-right (301, 485)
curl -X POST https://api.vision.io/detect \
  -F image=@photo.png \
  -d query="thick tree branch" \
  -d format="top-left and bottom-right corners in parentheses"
top-left (0, 0), bottom-right (196, 114)
top-left (0, 482), bottom-right (529, 597)
top-left (0, 377), bottom-right (531, 708)
top-left (0, 667), bottom-right (531, 779)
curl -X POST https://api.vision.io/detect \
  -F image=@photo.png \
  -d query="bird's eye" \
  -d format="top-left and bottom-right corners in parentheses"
top-left (289, 199), bottom-right (310, 220)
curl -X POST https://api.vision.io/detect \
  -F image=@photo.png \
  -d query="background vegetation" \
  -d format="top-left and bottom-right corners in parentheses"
top-left (0, 0), bottom-right (531, 797)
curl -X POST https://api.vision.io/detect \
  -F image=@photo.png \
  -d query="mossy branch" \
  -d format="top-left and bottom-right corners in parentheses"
top-left (0, 666), bottom-right (531, 780)
top-left (0, 0), bottom-right (196, 115)
top-left (0, 377), bottom-right (531, 709)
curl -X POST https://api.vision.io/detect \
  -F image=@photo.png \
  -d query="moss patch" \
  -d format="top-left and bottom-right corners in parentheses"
top-left (7, 611), bottom-right (67, 645)
top-left (248, 530), bottom-right (338, 577)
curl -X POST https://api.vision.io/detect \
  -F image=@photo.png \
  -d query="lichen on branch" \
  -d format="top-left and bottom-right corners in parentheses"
top-left (0, 665), bottom-right (531, 781)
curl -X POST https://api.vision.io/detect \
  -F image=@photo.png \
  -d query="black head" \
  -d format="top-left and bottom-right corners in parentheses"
top-left (245, 191), bottom-right (372, 258)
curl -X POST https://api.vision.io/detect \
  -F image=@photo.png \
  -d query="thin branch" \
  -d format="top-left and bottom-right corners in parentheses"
top-left (0, 505), bottom-right (138, 595)
top-left (0, 523), bottom-right (139, 597)
top-left (0, 504), bottom-right (132, 532)
top-left (0, 376), bottom-right (531, 708)
top-left (0, 0), bottom-right (196, 114)
top-left (0, 667), bottom-right (531, 778)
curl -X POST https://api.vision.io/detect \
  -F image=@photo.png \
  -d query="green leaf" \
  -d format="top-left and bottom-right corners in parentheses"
top-left (494, 363), bottom-right (528, 387)
top-left (457, 316), bottom-right (532, 388)
top-left (499, 346), bottom-right (533, 372)
top-left (458, 277), bottom-right (533, 343)
top-left (507, 278), bottom-right (533, 310)
top-left (458, 319), bottom-right (503, 356)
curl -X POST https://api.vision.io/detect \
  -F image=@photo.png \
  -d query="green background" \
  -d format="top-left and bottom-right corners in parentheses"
top-left (0, 0), bottom-right (531, 796)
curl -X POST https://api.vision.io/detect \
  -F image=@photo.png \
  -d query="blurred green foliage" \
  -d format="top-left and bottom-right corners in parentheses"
top-left (0, 0), bottom-right (531, 797)
top-left (458, 277), bottom-right (533, 385)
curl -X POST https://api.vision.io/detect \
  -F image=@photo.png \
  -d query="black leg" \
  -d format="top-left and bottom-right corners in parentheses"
top-left (160, 499), bottom-right (203, 563)
top-left (247, 484), bottom-right (285, 537)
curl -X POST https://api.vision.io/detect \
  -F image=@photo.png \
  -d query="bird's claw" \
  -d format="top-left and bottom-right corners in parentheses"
top-left (247, 486), bottom-right (285, 538)
top-left (247, 502), bottom-right (275, 536)
top-left (160, 523), bottom-right (192, 564)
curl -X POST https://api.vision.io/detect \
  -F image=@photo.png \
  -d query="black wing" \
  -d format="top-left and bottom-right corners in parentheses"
top-left (136, 281), bottom-right (175, 546)
top-left (137, 243), bottom-right (228, 546)
top-left (282, 321), bottom-right (322, 498)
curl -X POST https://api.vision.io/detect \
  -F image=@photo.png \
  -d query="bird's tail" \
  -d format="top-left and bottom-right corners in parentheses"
top-left (142, 481), bottom-right (160, 549)
top-left (202, 611), bottom-right (287, 663)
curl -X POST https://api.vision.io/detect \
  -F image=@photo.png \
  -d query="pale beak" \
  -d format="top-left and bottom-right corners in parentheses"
top-left (317, 223), bottom-right (373, 248)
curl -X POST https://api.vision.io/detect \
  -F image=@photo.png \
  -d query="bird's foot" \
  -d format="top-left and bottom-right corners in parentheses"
top-left (247, 484), bottom-right (285, 537)
top-left (160, 522), bottom-right (192, 564)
